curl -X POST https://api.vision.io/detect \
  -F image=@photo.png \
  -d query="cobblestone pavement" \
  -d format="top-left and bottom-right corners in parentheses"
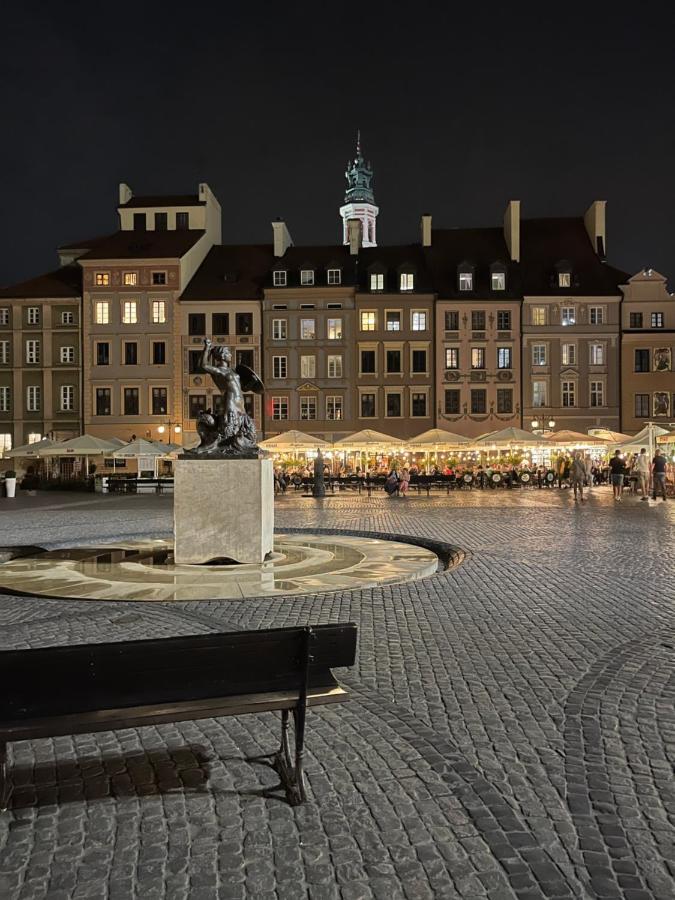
top-left (0, 486), bottom-right (673, 899)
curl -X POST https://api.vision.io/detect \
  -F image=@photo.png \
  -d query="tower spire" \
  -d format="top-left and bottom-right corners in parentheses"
top-left (339, 132), bottom-right (379, 247)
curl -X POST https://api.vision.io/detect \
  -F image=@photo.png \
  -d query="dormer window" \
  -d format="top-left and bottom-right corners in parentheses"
top-left (155, 212), bottom-right (168, 231)
top-left (273, 270), bottom-right (287, 287)
top-left (490, 263), bottom-right (506, 291)
top-left (300, 269), bottom-right (315, 286)
top-left (176, 212), bottom-right (189, 230)
top-left (458, 268), bottom-right (473, 291)
top-left (558, 271), bottom-right (571, 288)
top-left (400, 272), bottom-right (414, 292)
top-left (327, 268), bottom-right (341, 285)
top-left (370, 273), bottom-right (384, 291)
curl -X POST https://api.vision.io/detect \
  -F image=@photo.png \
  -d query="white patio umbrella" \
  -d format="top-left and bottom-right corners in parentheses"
top-left (41, 434), bottom-right (122, 476)
top-left (259, 430), bottom-right (330, 452)
top-left (5, 437), bottom-right (59, 458)
top-left (334, 429), bottom-right (404, 449)
top-left (475, 426), bottom-right (550, 446)
top-left (113, 438), bottom-right (177, 477)
top-left (408, 428), bottom-right (470, 471)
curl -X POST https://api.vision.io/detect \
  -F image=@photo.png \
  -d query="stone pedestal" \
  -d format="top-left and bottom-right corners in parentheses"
top-left (173, 458), bottom-right (274, 565)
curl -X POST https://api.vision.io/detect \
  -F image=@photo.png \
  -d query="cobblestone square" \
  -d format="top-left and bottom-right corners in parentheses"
top-left (0, 486), bottom-right (673, 899)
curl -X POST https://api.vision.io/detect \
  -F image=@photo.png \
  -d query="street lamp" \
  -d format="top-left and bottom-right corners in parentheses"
top-left (531, 417), bottom-right (556, 436)
top-left (158, 422), bottom-right (182, 441)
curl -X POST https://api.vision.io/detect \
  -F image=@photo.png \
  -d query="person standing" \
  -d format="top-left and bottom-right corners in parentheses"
top-left (635, 448), bottom-right (650, 500)
top-left (608, 450), bottom-right (626, 502)
top-left (584, 453), bottom-right (593, 492)
top-left (651, 448), bottom-right (668, 501)
top-left (399, 467), bottom-right (410, 498)
top-left (571, 451), bottom-right (587, 501)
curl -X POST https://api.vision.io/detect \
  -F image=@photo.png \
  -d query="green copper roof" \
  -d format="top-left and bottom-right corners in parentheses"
top-left (344, 131), bottom-right (375, 204)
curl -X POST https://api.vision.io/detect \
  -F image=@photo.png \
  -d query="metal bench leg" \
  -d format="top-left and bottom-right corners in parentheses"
top-left (0, 742), bottom-right (9, 811)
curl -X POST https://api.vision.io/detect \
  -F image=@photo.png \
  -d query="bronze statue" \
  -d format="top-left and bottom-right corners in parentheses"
top-left (182, 338), bottom-right (266, 458)
top-left (312, 449), bottom-right (326, 498)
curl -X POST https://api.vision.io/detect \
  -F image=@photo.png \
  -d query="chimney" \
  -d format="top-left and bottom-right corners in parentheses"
top-left (347, 218), bottom-right (362, 255)
top-left (420, 214), bottom-right (432, 247)
top-left (584, 200), bottom-right (607, 259)
top-left (503, 200), bottom-right (520, 262)
top-left (119, 183), bottom-right (133, 205)
top-left (272, 219), bottom-right (293, 258)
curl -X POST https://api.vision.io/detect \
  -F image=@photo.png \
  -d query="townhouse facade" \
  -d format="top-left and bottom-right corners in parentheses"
top-left (620, 269), bottom-right (675, 433)
top-left (1, 147), bottom-right (672, 454)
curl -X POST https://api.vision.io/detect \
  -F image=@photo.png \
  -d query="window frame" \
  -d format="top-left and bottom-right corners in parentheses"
top-left (445, 347), bottom-right (459, 370)
top-left (400, 272), bottom-right (414, 292)
top-left (497, 347), bottom-right (512, 369)
top-left (121, 300), bottom-right (138, 325)
top-left (327, 318), bottom-right (343, 340)
top-left (60, 345), bottom-right (76, 364)
top-left (470, 388), bottom-right (486, 415)
top-left (271, 396), bottom-right (289, 420)
top-left (26, 385), bottom-right (41, 412)
top-left (300, 269), bottom-right (315, 286)
top-left (411, 310), bottom-right (427, 331)
top-left (272, 270), bottom-right (287, 287)
top-left (327, 354), bottom-right (343, 378)
top-left (60, 384), bottom-right (76, 412)
top-left (326, 395), bottom-right (343, 420)
top-left (151, 300), bottom-right (166, 324)
top-left (360, 310), bottom-right (376, 331)
top-left (327, 268), bottom-right (341, 285)
top-left (300, 318), bottom-right (316, 340)
top-left (299, 395), bottom-right (317, 420)
top-left (470, 347), bottom-right (486, 370)
top-left (272, 355), bottom-right (288, 379)
top-left (272, 318), bottom-right (287, 340)
top-left (95, 300), bottom-right (110, 325)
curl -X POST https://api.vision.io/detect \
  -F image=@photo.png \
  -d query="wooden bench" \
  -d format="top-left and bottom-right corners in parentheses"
top-left (0, 623), bottom-right (357, 808)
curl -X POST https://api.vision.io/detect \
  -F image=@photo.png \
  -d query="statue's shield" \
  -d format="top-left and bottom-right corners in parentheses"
top-left (235, 364), bottom-right (265, 394)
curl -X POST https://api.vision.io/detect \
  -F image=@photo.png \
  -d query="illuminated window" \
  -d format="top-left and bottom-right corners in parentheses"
top-left (326, 396), bottom-right (343, 420)
top-left (327, 318), bottom-right (342, 340)
top-left (491, 271), bottom-right (506, 291)
top-left (26, 385), bottom-right (41, 412)
top-left (497, 347), bottom-right (512, 369)
top-left (25, 340), bottom-right (40, 364)
top-left (558, 271), bottom-right (571, 288)
top-left (562, 343), bottom-right (576, 365)
top-left (531, 306), bottom-right (546, 326)
top-left (562, 381), bottom-right (576, 408)
top-left (532, 381), bottom-right (547, 407)
top-left (0, 433), bottom-right (11, 452)
top-left (400, 272), bottom-right (414, 291)
top-left (123, 272), bottom-right (137, 286)
top-left (590, 343), bottom-right (605, 365)
top-left (300, 270), bottom-right (314, 285)
top-left (327, 269), bottom-right (341, 285)
top-left (60, 346), bottom-right (75, 364)
top-left (95, 272), bottom-right (110, 286)
top-left (445, 348), bottom-right (459, 369)
top-left (300, 319), bottom-right (315, 340)
top-left (300, 396), bottom-right (317, 420)
top-left (327, 355), bottom-right (343, 378)
top-left (95, 301), bottom-right (110, 324)
top-left (459, 272), bottom-right (473, 291)
top-left (411, 311), bottom-right (427, 331)
top-left (152, 300), bottom-right (166, 324)
top-left (532, 344), bottom-right (547, 366)
top-left (61, 385), bottom-right (75, 411)
top-left (561, 306), bottom-right (575, 326)
top-left (273, 270), bottom-right (287, 287)
top-left (122, 301), bottom-right (138, 324)
top-left (370, 273), bottom-right (384, 291)
top-left (272, 356), bottom-right (287, 379)
top-left (272, 396), bottom-right (288, 420)
top-left (360, 311), bottom-right (376, 331)
top-left (471, 347), bottom-right (485, 369)
top-left (300, 355), bottom-right (316, 378)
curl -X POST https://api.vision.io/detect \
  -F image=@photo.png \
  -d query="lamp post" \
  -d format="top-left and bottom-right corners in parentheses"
top-left (531, 417), bottom-right (556, 437)
top-left (157, 422), bottom-right (182, 444)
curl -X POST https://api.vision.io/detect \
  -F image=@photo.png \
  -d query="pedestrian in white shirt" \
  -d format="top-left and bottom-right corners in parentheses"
top-left (636, 447), bottom-right (650, 500)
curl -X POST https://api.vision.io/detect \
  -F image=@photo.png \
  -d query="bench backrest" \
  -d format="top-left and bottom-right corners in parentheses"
top-left (0, 623), bottom-right (357, 723)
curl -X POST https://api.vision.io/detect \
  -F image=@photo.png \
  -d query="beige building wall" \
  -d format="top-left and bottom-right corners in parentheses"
top-left (620, 269), bottom-right (675, 432)
top-left (354, 292), bottom-right (435, 439)
top-left (81, 260), bottom-right (180, 442)
top-left (0, 298), bottom-right (81, 450)
top-left (263, 286), bottom-right (357, 441)
top-left (522, 296), bottom-right (621, 433)
top-left (176, 300), bottom-right (263, 448)
top-left (435, 299), bottom-right (521, 438)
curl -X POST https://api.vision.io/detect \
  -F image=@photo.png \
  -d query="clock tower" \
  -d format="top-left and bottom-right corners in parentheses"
top-left (339, 132), bottom-right (378, 247)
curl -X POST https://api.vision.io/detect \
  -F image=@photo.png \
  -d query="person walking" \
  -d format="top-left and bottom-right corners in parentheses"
top-left (608, 450), bottom-right (626, 501)
top-left (635, 448), bottom-right (650, 500)
top-left (399, 467), bottom-right (411, 498)
top-left (583, 453), bottom-right (593, 492)
top-left (571, 451), bottom-right (587, 501)
top-left (651, 448), bottom-right (668, 501)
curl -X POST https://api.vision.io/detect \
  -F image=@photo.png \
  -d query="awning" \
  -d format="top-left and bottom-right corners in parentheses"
top-left (408, 428), bottom-right (470, 448)
top-left (334, 429), bottom-right (404, 449)
top-left (259, 430), bottom-right (330, 451)
top-left (4, 437), bottom-right (59, 458)
top-left (40, 435), bottom-right (122, 456)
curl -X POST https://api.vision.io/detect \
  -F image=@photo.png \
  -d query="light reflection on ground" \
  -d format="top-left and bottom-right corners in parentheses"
top-left (0, 534), bottom-right (439, 602)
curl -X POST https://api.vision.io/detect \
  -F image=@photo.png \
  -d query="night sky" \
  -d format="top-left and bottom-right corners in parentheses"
top-left (3, 2), bottom-right (674, 287)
